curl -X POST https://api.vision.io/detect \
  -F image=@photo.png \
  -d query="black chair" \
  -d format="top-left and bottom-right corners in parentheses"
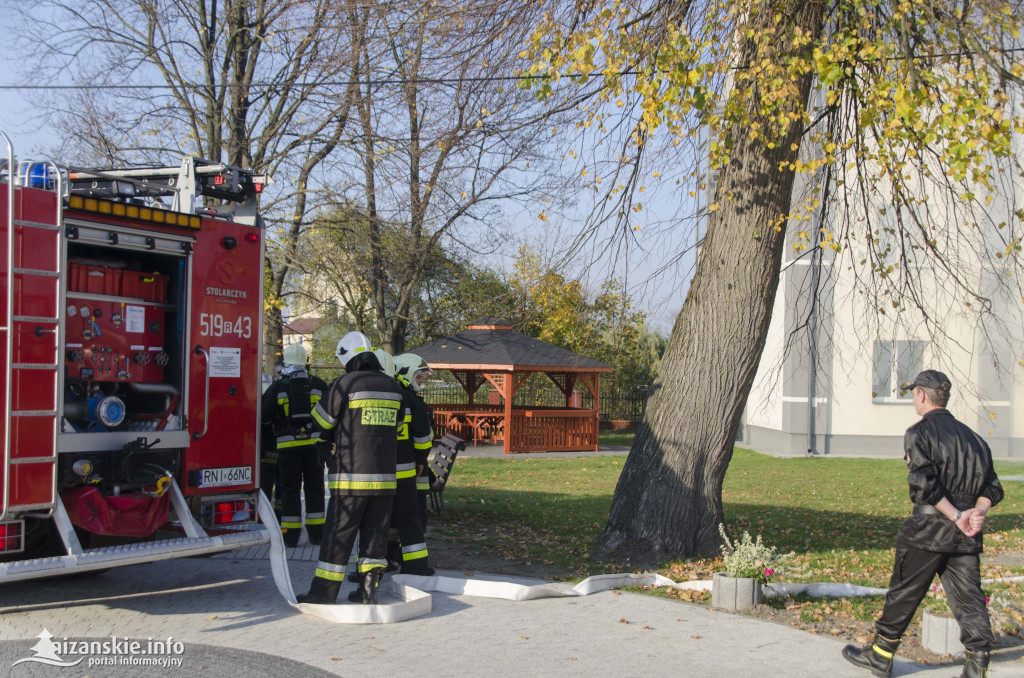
top-left (428, 434), bottom-right (465, 522)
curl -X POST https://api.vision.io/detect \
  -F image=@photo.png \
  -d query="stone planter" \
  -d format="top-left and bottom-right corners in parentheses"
top-left (711, 572), bottom-right (762, 611)
top-left (922, 609), bottom-right (964, 655)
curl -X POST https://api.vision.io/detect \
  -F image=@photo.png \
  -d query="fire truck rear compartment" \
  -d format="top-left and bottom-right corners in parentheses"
top-left (61, 240), bottom-right (187, 494)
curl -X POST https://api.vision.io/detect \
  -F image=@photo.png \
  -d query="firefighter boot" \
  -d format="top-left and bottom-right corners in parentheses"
top-left (306, 524), bottom-right (323, 546)
top-left (841, 633), bottom-right (900, 677)
top-left (347, 567), bottom-right (384, 604)
top-left (961, 650), bottom-right (990, 678)
top-left (386, 540), bottom-right (402, 572)
top-left (296, 578), bottom-right (340, 605)
top-left (282, 528), bottom-right (300, 548)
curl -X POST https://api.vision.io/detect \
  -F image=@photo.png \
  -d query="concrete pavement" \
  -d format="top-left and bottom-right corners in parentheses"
top-left (2, 544), bottom-right (1021, 677)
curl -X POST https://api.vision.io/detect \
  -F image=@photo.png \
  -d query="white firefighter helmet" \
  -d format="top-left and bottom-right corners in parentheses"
top-left (282, 343), bottom-right (308, 366)
top-left (394, 353), bottom-right (432, 392)
top-left (335, 331), bottom-right (373, 367)
top-left (373, 348), bottom-right (395, 377)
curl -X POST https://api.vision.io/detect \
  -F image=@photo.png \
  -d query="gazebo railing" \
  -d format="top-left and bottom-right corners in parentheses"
top-left (510, 410), bottom-right (599, 452)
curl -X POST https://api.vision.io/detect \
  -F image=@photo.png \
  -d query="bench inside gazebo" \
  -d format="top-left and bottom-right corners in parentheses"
top-left (411, 317), bottom-right (612, 454)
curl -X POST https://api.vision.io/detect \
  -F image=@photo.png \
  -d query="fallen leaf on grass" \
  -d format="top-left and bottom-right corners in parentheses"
top-left (619, 618), bottom-right (630, 624)
top-left (642, 626), bottom-right (654, 630)
top-left (691, 635), bottom-right (702, 639)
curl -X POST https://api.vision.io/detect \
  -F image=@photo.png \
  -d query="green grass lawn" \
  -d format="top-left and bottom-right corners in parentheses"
top-left (438, 447), bottom-right (1024, 634)
top-left (598, 430), bottom-right (635, 447)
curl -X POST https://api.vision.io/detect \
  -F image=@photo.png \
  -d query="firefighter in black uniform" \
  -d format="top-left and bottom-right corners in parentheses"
top-left (842, 370), bottom-right (1003, 678)
top-left (298, 331), bottom-right (403, 605)
top-left (260, 362), bottom-right (285, 519)
top-left (395, 353), bottom-right (436, 532)
top-left (389, 352), bottom-right (435, 574)
top-left (260, 344), bottom-right (328, 547)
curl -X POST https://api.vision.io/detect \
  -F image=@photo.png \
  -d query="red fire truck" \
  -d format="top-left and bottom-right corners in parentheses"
top-left (0, 133), bottom-right (280, 581)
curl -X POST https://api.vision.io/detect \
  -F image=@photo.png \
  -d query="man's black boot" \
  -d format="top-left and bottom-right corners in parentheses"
top-left (386, 540), bottom-right (402, 570)
top-left (961, 650), bottom-right (990, 678)
top-left (296, 578), bottom-right (339, 605)
top-left (347, 574), bottom-right (366, 602)
top-left (841, 633), bottom-right (900, 677)
top-left (348, 567), bottom-right (383, 604)
top-left (400, 563), bottom-right (435, 576)
top-left (306, 525), bottom-right (323, 546)
top-left (346, 568), bottom-right (383, 604)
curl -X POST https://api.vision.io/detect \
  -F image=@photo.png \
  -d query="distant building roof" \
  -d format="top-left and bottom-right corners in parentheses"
top-left (411, 320), bottom-right (611, 372)
top-left (283, 317), bottom-right (325, 336)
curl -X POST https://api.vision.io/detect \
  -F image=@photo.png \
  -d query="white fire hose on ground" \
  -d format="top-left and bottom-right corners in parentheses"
top-left (259, 492), bottom-right (896, 624)
top-left (260, 494), bottom-right (1023, 625)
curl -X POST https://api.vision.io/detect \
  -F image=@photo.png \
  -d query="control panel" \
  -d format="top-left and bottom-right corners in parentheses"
top-left (65, 295), bottom-right (168, 383)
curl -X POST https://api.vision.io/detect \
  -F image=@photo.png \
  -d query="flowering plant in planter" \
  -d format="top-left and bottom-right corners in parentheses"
top-left (718, 524), bottom-right (782, 584)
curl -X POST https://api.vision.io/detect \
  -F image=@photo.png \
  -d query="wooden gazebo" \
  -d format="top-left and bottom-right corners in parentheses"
top-left (411, 317), bottom-right (612, 454)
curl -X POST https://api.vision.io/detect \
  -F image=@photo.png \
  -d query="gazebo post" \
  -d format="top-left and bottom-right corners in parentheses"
top-left (593, 373), bottom-right (601, 451)
top-left (503, 371), bottom-right (514, 454)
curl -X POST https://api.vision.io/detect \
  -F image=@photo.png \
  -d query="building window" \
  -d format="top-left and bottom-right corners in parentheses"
top-left (872, 340), bottom-right (926, 402)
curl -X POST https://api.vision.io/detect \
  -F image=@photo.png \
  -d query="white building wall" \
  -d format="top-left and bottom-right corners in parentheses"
top-left (742, 109), bottom-right (1023, 458)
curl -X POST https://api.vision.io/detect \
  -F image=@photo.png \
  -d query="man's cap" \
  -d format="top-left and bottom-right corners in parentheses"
top-left (908, 369), bottom-right (952, 392)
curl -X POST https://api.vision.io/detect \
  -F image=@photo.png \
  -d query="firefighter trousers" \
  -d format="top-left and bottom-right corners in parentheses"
top-left (417, 470), bottom-right (431, 532)
top-left (876, 545), bottom-right (993, 651)
top-left (308, 493), bottom-right (393, 601)
top-left (389, 480), bottom-right (430, 574)
top-left (277, 443), bottom-right (326, 546)
top-left (259, 457), bottom-right (279, 518)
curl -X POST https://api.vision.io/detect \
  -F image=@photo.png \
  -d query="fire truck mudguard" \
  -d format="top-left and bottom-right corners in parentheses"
top-left (0, 134), bottom-right (279, 583)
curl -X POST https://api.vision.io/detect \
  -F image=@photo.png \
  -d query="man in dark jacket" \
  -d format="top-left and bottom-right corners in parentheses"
top-left (297, 331), bottom-right (403, 605)
top-left (842, 370), bottom-right (1003, 678)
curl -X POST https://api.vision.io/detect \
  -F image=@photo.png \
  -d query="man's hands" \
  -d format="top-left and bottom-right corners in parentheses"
top-left (956, 508), bottom-right (984, 537)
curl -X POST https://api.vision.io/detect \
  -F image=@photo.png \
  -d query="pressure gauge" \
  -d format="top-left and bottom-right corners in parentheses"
top-left (66, 304), bottom-right (78, 317)
top-left (79, 305), bottom-right (90, 317)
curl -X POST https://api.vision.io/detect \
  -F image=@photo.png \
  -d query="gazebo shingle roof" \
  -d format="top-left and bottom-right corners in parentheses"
top-left (411, 318), bottom-right (611, 371)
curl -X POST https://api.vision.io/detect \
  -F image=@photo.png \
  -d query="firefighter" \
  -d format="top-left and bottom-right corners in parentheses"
top-left (259, 362), bottom-right (285, 519)
top-left (260, 345), bottom-right (328, 547)
top-left (395, 353), bottom-right (436, 533)
top-left (298, 331), bottom-right (403, 605)
top-left (383, 352), bottom-right (434, 575)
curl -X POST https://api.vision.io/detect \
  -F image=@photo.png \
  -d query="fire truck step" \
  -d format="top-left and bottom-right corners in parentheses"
top-left (0, 530), bottom-right (270, 582)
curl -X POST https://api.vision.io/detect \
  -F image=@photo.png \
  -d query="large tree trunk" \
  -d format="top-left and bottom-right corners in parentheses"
top-left (594, 0), bottom-right (825, 565)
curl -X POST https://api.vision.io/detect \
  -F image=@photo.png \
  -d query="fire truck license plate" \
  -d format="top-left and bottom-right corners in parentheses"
top-left (198, 466), bottom-right (252, 488)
